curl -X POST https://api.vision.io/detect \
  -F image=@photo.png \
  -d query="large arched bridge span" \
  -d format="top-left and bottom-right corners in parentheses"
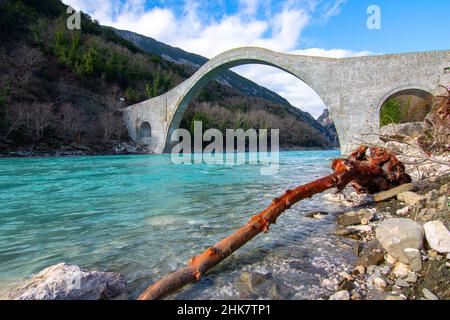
top-left (122, 47), bottom-right (450, 154)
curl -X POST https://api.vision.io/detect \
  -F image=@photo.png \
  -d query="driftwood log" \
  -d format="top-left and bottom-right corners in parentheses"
top-left (138, 145), bottom-right (411, 300)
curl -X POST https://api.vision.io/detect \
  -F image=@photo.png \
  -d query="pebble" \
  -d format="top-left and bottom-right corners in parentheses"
top-left (360, 218), bottom-right (369, 225)
top-left (372, 277), bottom-right (387, 290)
top-left (422, 289), bottom-right (439, 300)
top-left (329, 290), bottom-right (350, 300)
top-left (392, 262), bottom-right (412, 278)
top-left (355, 265), bottom-right (365, 275)
top-left (385, 295), bottom-right (404, 300)
top-left (385, 254), bottom-right (397, 265)
top-left (394, 278), bottom-right (410, 288)
top-left (396, 206), bottom-right (411, 217)
top-left (428, 250), bottom-right (438, 258)
top-left (321, 279), bottom-right (337, 291)
top-left (351, 292), bottom-right (362, 300)
top-left (380, 265), bottom-right (391, 276)
top-left (404, 272), bottom-right (418, 284)
top-left (339, 272), bottom-right (354, 281)
top-left (367, 265), bottom-right (379, 275)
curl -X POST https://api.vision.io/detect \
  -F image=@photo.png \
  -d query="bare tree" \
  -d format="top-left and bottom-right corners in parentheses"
top-left (98, 112), bottom-right (119, 141)
top-left (24, 102), bottom-right (55, 142)
top-left (110, 84), bottom-right (120, 111)
top-left (4, 102), bottom-right (26, 138)
top-left (14, 45), bottom-right (44, 84)
top-left (57, 103), bottom-right (83, 143)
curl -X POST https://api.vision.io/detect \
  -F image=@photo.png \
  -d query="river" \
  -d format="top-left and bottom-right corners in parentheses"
top-left (0, 151), bottom-right (358, 299)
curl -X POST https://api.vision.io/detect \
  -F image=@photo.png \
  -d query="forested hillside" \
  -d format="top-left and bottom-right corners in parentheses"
top-left (0, 0), bottom-right (336, 156)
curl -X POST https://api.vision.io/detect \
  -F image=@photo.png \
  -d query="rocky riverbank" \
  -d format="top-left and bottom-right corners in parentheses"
top-left (318, 176), bottom-right (449, 300)
top-left (314, 124), bottom-right (450, 300)
top-left (0, 140), bottom-right (153, 157)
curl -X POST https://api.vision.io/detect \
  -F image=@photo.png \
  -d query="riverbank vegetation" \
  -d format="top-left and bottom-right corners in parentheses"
top-left (0, 0), bottom-right (337, 156)
top-left (380, 91), bottom-right (433, 127)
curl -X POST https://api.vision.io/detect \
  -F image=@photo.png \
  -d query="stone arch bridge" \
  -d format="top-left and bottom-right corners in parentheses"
top-left (122, 47), bottom-right (450, 154)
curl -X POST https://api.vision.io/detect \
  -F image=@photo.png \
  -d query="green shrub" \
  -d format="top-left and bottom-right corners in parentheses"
top-left (380, 98), bottom-right (403, 127)
top-left (189, 112), bottom-right (212, 134)
top-left (125, 88), bottom-right (139, 104)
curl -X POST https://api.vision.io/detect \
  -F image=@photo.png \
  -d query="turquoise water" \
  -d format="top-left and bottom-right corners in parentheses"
top-left (0, 151), bottom-right (355, 299)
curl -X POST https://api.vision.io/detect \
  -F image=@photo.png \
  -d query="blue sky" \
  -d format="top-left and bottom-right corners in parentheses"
top-left (63, 0), bottom-right (450, 117)
top-left (303, 0), bottom-right (450, 54)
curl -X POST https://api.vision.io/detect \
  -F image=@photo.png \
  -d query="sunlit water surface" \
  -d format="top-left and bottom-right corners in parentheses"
top-left (0, 151), bottom-right (357, 299)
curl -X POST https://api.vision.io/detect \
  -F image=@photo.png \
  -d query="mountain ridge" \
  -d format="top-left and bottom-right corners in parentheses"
top-left (114, 28), bottom-right (337, 146)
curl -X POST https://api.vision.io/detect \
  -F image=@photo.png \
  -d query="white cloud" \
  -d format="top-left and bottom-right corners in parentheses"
top-left (240, 0), bottom-right (260, 16)
top-left (62, 0), bottom-right (371, 118)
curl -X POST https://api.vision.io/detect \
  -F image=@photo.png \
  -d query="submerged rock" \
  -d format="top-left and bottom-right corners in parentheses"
top-left (9, 263), bottom-right (127, 300)
top-left (304, 211), bottom-right (329, 219)
top-left (235, 272), bottom-right (275, 298)
top-left (376, 218), bottom-right (424, 263)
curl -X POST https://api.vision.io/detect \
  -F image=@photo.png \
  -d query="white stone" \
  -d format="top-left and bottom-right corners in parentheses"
top-left (423, 221), bottom-right (450, 253)
top-left (376, 218), bottom-right (424, 263)
top-left (329, 290), bottom-right (350, 300)
top-left (396, 206), bottom-right (411, 217)
top-left (8, 263), bottom-right (127, 300)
